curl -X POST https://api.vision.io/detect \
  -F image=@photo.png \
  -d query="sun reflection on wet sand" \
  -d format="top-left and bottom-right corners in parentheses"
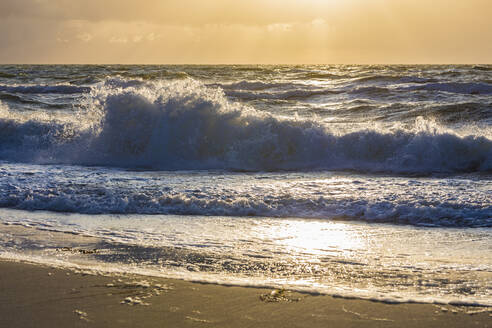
top-left (254, 219), bottom-right (365, 258)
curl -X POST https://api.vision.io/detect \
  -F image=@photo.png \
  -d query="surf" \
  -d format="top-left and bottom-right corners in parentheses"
top-left (0, 78), bottom-right (491, 174)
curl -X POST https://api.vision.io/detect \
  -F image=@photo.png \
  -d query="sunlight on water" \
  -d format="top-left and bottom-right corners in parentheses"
top-left (0, 65), bottom-right (491, 305)
top-left (1, 209), bottom-right (491, 305)
top-left (256, 220), bottom-right (364, 257)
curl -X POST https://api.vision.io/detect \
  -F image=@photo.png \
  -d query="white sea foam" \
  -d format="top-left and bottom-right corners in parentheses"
top-left (1, 212), bottom-right (491, 306)
top-left (0, 162), bottom-right (490, 227)
top-left (0, 78), bottom-right (491, 174)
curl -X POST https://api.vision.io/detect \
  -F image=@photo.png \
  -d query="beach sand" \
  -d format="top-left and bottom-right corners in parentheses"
top-left (0, 260), bottom-right (490, 328)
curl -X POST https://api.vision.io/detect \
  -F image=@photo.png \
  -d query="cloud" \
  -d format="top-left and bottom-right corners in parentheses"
top-left (267, 23), bottom-right (293, 33)
top-left (0, 0), bottom-right (337, 26)
top-left (132, 35), bottom-right (143, 43)
top-left (109, 36), bottom-right (127, 44)
top-left (77, 33), bottom-right (93, 42)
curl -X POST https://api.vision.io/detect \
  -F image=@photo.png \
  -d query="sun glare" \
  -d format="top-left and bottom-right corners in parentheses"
top-left (257, 220), bottom-right (364, 257)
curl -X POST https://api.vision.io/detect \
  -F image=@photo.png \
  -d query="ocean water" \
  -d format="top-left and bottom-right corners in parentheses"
top-left (0, 65), bottom-right (490, 305)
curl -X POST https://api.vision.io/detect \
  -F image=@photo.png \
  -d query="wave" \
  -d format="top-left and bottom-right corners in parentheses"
top-left (226, 88), bottom-right (341, 100)
top-left (472, 65), bottom-right (492, 71)
top-left (0, 84), bottom-right (90, 94)
top-left (0, 93), bottom-right (69, 109)
top-left (230, 66), bottom-right (277, 73)
top-left (420, 102), bottom-right (492, 123)
top-left (119, 70), bottom-right (190, 80)
top-left (406, 82), bottom-right (492, 95)
top-left (348, 86), bottom-right (392, 96)
top-left (211, 80), bottom-right (296, 91)
top-left (0, 78), bottom-right (491, 174)
top-left (0, 72), bottom-right (16, 78)
top-left (296, 72), bottom-right (347, 80)
top-left (353, 75), bottom-right (436, 84)
top-left (1, 181), bottom-right (490, 227)
top-left (0, 93), bottom-right (41, 105)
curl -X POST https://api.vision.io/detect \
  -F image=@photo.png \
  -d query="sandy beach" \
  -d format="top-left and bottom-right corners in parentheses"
top-left (0, 260), bottom-right (490, 328)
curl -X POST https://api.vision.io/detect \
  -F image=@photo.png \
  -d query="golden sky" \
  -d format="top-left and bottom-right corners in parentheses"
top-left (1, 0), bottom-right (491, 64)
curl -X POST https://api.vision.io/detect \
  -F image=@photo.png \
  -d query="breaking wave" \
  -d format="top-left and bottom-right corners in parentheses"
top-left (0, 78), bottom-right (491, 174)
top-left (2, 183), bottom-right (490, 227)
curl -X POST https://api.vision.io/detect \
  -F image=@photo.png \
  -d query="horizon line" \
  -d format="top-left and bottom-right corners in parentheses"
top-left (0, 62), bottom-right (491, 66)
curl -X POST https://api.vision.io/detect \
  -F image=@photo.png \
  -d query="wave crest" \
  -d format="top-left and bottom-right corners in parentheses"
top-left (2, 184), bottom-right (490, 227)
top-left (0, 78), bottom-right (491, 174)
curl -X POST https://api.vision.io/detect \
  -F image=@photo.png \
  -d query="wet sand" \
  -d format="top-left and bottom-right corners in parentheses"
top-left (0, 260), bottom-right (490, 327)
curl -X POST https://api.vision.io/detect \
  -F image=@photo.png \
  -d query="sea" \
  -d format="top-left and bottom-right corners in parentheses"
top-left (0, 65), bottom-right (490, 306)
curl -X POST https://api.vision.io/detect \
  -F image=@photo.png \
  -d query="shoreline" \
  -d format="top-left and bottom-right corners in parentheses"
top-left (0, 221), bottom-right (491, 308)
top-left (1, 259), bottom-right (490, 328)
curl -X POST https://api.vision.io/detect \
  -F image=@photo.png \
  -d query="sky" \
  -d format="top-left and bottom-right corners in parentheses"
top-left (1, 0), bottom-right (491, 64)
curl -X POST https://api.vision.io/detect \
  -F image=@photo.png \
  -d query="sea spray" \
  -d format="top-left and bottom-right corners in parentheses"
top-left (0, 78), bottom-right (491, 173)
